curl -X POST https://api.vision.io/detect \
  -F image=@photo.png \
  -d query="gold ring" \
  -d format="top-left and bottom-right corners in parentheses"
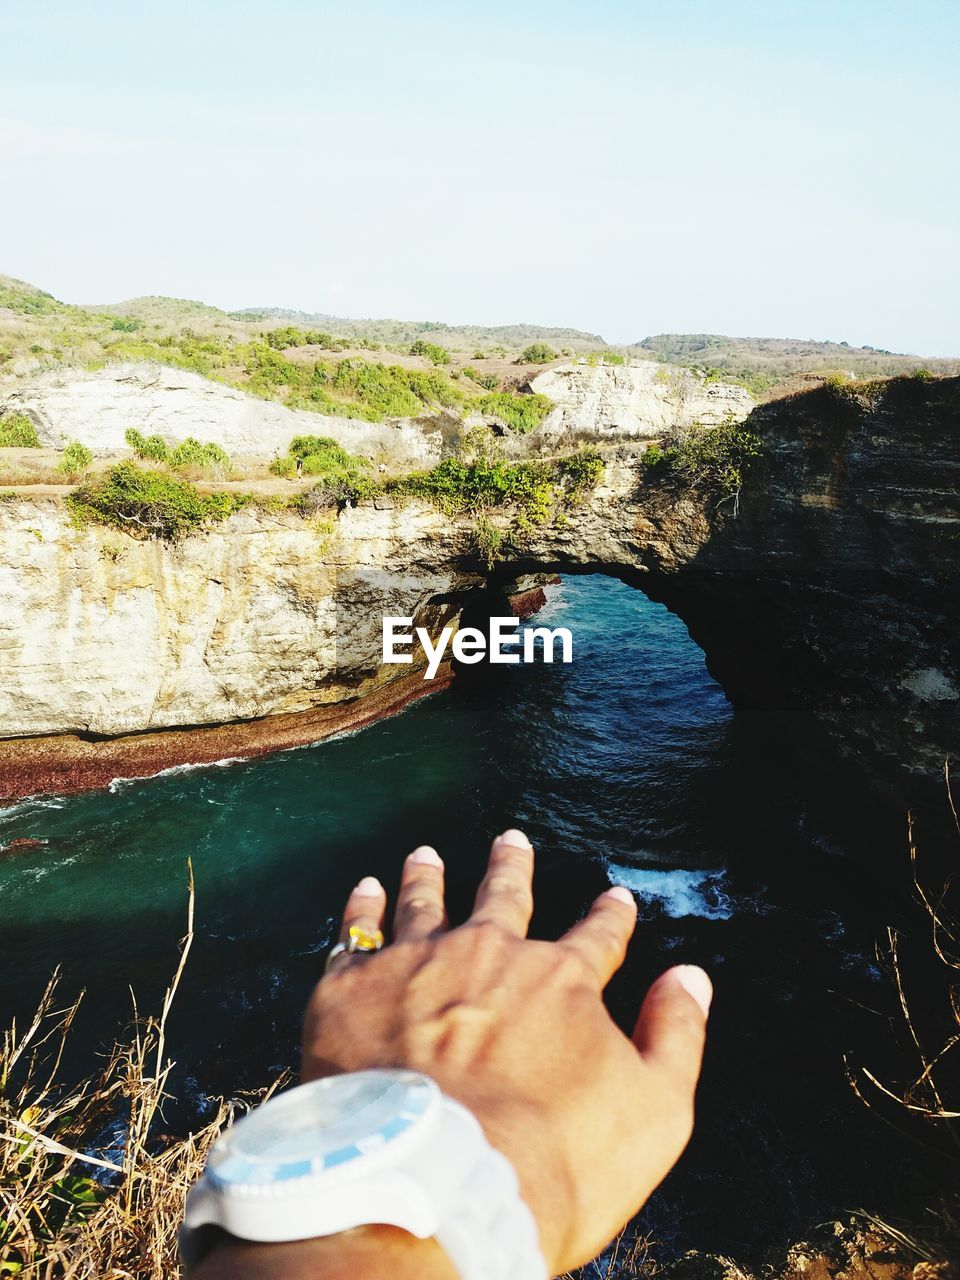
top-left (325, 925), bottom-right (385, 973)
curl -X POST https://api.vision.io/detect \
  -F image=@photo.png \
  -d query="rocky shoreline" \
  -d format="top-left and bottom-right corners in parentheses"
top-left (0, 665), bottom-right (452, 807)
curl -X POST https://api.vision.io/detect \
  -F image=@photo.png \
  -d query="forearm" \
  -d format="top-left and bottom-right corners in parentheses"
top-left (191, 1225), bottom-right (458, 1280)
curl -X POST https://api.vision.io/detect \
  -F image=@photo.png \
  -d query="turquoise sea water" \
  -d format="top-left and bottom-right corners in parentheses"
top-left (0, 575), bottom-right (942, 1260)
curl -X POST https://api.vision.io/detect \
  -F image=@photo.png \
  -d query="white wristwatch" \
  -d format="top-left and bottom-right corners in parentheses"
top-left (180, 1069), bottom-right (547, 1280)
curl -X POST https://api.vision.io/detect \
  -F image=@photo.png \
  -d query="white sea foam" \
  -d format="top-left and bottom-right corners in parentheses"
top-left (605, 862), bottom-right (735, 919)
top-left (5, 852), bottom-right (80, 887)
top-left (0, 796), bottom-right (67, 821)
top-left (526, 580), bottom-right (568, 623)
top-left (107, 755), bottom-right (249, 792)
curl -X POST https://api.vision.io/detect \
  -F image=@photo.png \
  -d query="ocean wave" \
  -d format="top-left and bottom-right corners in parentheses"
top-left (4, 852), bottom-right (80, 887)
top-left (525, 581), bottom-right (568, 622)
top-left (107, 755), bottom-right (249, 792)
top-left (605, 862), bottom-right (736, 920)
top-left (0, 796), bottom-right (67, 821)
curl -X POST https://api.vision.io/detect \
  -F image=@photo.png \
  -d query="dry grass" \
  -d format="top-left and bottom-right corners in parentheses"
top-left (845, 762), bottom-right (960, 1269)
top-left (0, 866), bottom-right (282, 1279)
top-left (0, 467), bottom-right (63, 487)
top-left (563, 1226), bottom-right (658, 1279)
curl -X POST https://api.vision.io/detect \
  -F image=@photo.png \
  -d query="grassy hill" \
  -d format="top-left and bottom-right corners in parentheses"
top-left (0, 275), bottom-right (563, 429)
top-left (233, 308), bottom-right (606, 352)
top-left (2, 274), bottom-right (957, 416)
top-left (635, 333), bottom-right (960, 396)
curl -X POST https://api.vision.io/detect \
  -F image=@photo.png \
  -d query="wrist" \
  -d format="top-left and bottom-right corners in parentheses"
top-left (453, 1092), bottom-right (575, 1273)
top-left (191, 1224), bottom-right (458, 1280)
top-left (182, 1071), bottom-right (548, 1280)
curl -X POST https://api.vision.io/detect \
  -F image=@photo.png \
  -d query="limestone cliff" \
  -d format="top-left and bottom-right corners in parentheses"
top-left (0, 496), bottom-right (476, 739)
top-left (529, 361), bottom-right (753, 441)
top-left (1, 370), bottom-right (957, 802)
top-left (1, 363), bottom-right (442, 468)
top-left (1, 358), bottom-right (753, 464)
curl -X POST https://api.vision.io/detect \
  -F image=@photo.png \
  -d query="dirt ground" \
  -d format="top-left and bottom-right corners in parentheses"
top-left (0, 447), bottom-right (309, 496)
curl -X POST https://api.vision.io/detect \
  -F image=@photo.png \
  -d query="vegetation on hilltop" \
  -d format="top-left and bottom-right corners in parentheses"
top-left (409, 338), bottom-right (451, 366)
top-left (474, 391), bottom-right (552, 433)
top-left (0, 275), bottom-right (560, 429)
top-left (232, 308), bottom-right (607, 351)
top-left (634, 333), bottom-right (960, 395)
top-left (4, 274), bottom-right (958, 417)
top-left (520, 342), bottom-right (557, 364)
top-left (58, 430), bottom-right (604, 566)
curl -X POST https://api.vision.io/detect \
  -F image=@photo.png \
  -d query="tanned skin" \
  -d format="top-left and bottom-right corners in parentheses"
top-left (193, 829), bottom-right (712, 1279)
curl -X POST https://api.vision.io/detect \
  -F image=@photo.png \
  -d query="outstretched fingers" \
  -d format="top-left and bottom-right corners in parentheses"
top-left (559, 885), bottom-right (638, 987)
top-left (469, 829), bottom-right (535, 937)
top-left (394, 845), bottom-right (448, 941)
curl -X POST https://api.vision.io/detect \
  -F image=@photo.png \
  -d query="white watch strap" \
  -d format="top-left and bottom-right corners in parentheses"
top-left (179, 1072), bottom-right (548, 1280)
top-left (430, 1095), bottom-right (547, 1280)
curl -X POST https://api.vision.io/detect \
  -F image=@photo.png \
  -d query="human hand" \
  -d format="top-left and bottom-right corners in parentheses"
top-left (301, 829), bottom-right (712, 1276)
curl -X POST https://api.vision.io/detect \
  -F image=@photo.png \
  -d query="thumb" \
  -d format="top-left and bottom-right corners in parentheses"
top-left (632, 964), bottom-right (712, 1096)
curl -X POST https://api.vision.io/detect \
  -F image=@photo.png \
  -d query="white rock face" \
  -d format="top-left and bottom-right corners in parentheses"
top-left (529, 361), bottom-right (753, 440)
top-left (0, 458), bottom-right (656, 740)
top-left (0, 497), bottom-right (472, 738)
top-left (0, 363), bottom-right (440, 467)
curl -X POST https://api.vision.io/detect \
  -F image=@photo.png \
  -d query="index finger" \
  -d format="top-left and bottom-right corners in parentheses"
top-left (558, 886), bottom-right (637, 988)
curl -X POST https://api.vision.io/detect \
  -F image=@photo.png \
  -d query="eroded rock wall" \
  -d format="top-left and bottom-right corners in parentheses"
top-left (0, 364), bottom-right (441, 468)
top-left (1, 373), bottom-right (957, 798)
top-left (0, 497), bottom-right (478, 739)
top-left (529, 361), bottom-right (753, 442)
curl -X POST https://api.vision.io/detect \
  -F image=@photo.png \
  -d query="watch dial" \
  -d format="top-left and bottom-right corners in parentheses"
top-left (209, 1070), bottom-right (436, 1187)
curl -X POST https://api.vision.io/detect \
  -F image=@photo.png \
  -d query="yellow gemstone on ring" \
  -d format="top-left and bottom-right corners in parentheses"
top-left (347, 925), bottom-right (384, 952)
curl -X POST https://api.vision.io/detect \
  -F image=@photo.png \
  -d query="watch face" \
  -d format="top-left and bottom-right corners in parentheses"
top-left (208, 1070), bottom-right (437, 1190)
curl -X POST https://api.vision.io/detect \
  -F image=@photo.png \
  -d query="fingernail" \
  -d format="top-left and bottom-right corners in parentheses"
top-left (605, 885), bottom-right (636, 907)
top-left (673, 965), bottom-right (713, 1017)
top-left (409, 845), bottom-right (443, 866)
top-left (496, 828), bottom-right (532, 850)
top-left (353, 875), bottom-right (384, 897)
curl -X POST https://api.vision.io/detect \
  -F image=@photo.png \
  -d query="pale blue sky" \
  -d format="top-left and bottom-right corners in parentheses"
top-left (2, 1), bottom-right (958, 353)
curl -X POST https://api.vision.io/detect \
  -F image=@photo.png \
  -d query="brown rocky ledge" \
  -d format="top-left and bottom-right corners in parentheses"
top-left (0, 666), bottom-right (452, 806)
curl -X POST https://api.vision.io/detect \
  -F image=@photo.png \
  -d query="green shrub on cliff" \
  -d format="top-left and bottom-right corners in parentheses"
top-left (57, 440), bottom-right (93, 479)
top-left (462, 367), bottom-right (499, 390)
top-left (270, 435), bottom-right (373, 496)
top-left (409, 339), bottom-right (451, 366)
top-left (390, 449), bottom-right (604, 517)
top-left (520, 343), bottom-right (556, 364)
top-left (123, 429), bottom-right (230, 472)
top-left (168, 438), bottom-right (230, 470)
top-left (642, 419), bottom-right (761, 509)
top-left (125, 428), bottom-right (171, 462)
top-left (67, 462), bottom-right (249, 539)
top-left (553, 449), bottom-right (606, 496)
top-left (476, 391), bottom-right (552, 433)
top-left (388, 448), bottom-right (604, 565)
top-left (245, 347), bottom-right (468, 421)
top-left (0, 413), bottom-right (41, 447)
